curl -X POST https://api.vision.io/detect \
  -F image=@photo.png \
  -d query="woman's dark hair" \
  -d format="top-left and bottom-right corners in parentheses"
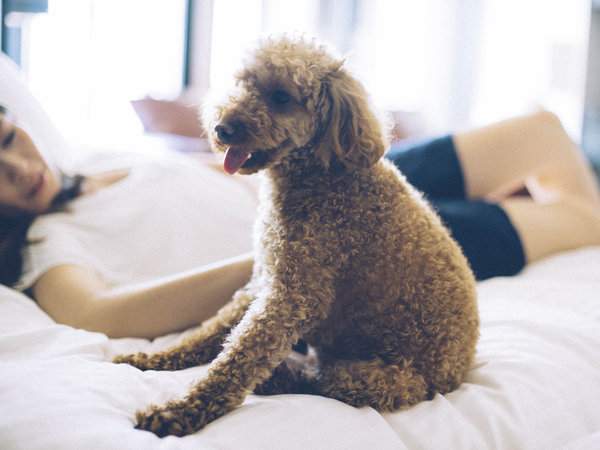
top-left (0, 175), bottom-right (84, 287)
top-left (0, 215), bottom-right (36, 286)
top-left (0, 104), bottom-right (85, 287)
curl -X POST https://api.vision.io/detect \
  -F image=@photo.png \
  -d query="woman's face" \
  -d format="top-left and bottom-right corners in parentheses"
top-left (0, 112), bottom-right (62, 214)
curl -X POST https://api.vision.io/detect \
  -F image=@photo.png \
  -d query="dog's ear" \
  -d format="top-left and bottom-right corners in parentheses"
top-left (314, 68), bottom-right (387, 169)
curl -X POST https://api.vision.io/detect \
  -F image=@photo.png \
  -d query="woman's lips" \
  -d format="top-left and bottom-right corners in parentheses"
top-left (26, 170), bottom-right (46, 200)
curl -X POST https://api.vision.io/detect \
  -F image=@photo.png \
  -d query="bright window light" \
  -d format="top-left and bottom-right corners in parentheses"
top-left (25, 0), bottom-right (187, 142)
top-left (209, 0), bottom-right (320, 95)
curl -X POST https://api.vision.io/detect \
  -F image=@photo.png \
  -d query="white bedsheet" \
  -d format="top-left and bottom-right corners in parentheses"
top-left (2, 247), bottom-right (600, 449)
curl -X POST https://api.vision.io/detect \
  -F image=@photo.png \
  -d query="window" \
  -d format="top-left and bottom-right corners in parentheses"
top-left (4, 0), bottom-right (593, 147)
top-left (1, 0), bottom-right (48, 64)
top-left (9, 0), bottom-right (188, 141)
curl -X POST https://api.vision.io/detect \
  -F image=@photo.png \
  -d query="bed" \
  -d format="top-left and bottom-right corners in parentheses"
top-left (1, 247), bottom-right (599, 449)
top-left (2, 52), bottom-right (600, 449)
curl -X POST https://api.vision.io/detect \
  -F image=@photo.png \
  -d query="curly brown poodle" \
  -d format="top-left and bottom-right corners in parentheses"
top-left (115, 35), bottom-right (479, 437)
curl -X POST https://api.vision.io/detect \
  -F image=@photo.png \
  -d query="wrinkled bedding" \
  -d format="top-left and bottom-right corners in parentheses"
top-left (2, 247), bottom-right (600, 449)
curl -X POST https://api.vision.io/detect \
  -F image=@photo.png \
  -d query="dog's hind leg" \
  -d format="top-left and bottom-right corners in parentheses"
top-left (315, 357), bottom-right (429, 411)
top-left (113, 287), bottom-right (254, 370)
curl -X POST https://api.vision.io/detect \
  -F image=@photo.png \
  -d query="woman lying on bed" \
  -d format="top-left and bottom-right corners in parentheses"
top-left (1, 105), bottom-right (599, 339)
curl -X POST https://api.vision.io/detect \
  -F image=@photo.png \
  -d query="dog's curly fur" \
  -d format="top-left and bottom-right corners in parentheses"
top-left (114, 36), bottom-right (479, 437)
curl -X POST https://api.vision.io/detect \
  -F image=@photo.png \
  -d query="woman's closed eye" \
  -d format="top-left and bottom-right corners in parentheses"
top-left (2, 129), bottom-right (15, 148)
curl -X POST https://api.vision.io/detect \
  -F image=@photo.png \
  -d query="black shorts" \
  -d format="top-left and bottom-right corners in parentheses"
top-left (386, 136), bottom-right (526, 280)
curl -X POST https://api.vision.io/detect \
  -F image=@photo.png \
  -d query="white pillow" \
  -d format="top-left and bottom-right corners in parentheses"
top-left (0, 52), bottom-right (74, 171)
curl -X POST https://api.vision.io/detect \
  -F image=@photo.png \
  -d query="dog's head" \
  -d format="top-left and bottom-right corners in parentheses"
top-left (204, 35), bottom-right (387, 175)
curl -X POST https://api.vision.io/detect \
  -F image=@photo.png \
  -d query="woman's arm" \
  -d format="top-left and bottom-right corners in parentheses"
top-left (31, 253), bottom-right (254, 339)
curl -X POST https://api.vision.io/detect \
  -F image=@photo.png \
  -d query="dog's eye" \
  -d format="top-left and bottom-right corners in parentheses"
top-left (270, 90), bottom-right (291, 105)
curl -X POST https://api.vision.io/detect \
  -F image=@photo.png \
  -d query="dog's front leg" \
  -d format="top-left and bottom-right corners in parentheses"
top-left (135, 279), bottom-right (333, 437)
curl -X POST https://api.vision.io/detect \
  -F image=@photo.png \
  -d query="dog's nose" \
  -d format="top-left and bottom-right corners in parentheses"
top-left (214, 122), bottom-right (238, 144)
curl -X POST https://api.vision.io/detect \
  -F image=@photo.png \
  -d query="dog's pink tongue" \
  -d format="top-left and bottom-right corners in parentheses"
top-left (223, 148), bottom-right (250, 174)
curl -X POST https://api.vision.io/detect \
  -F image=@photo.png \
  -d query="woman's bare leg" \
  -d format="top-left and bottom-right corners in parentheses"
top-left (453, 110), bottom-right (600, 204)
top-left (453, 110), bottom-right (600, 263)
top-left (500, 197), bottom-right (600, 262)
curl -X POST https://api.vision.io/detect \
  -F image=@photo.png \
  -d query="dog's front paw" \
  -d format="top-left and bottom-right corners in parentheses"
top-left (113, 352), bottom-right (158, 370)
top-left (114, 352), bottom-right (185, 371)
top-left (134, 384), bottom-right (241, 437)
top-left (135, 404), bottom-right (203, 437)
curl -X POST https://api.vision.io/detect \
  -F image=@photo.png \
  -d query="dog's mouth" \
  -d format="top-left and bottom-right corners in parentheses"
top-left (223, 147), bottom-right (268, 174)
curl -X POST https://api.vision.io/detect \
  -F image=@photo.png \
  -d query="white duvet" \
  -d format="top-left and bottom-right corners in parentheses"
top-left (2, 247), bottom-right (600, 449)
